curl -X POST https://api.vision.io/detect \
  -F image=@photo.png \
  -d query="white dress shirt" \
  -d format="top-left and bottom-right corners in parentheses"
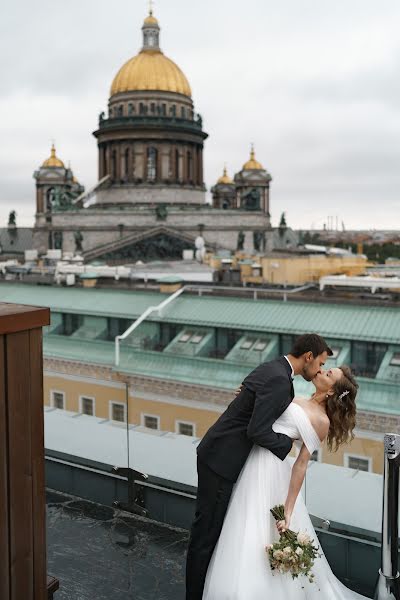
top-left (284, 355), bottom-right (295, 380)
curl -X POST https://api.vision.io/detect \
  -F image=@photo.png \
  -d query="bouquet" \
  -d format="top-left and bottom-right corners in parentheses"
top-left (266, 504), bottom-right (321, 586)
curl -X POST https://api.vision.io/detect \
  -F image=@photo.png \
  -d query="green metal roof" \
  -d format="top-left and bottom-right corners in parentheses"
top-left (162, 296), bottom-right (400, 345)
top-left (0, 283), bottom-right (166, 319)
top-left (0, 282), bottom-right (399, 343)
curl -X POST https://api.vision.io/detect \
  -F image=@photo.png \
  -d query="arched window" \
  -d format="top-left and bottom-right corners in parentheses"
top-left (118, 105), bottom-right (123, 116)
top-left (150, 103), bottom-right (155, 114)
top-left (171, 105), bottom-right (176, 117)
top-left (161, 104), bottom-right (166, 116)
top-left (109, 107), bottom-right (113, 118)
top-left (128, 103), bottom-right (134, 115)
top-left (181, 106), bottom-right (186, 119)
top-left (147, 147), bottom-right (157, 181)
top-left (139, 102), bottom-right (145, 115)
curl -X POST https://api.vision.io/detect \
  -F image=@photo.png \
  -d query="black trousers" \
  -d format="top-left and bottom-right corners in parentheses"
top-left (185, 457), bottom-right (234, 600)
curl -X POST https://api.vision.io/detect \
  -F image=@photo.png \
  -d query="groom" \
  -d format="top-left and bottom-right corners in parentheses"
top-left (185, 333), bottom-right (332, 599)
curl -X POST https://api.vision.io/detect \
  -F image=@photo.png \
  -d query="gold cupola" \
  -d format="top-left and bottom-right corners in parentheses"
top-left (110, 10), bottom-right (192, 97)
top-left (41, 144), bottom-right (65, 168)
top-left (217, 166), bottom-right (233, 185)
top-left (242, 146), bottom-right (264, 171)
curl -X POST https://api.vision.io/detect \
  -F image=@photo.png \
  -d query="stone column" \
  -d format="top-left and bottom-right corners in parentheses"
top-left (198, 148), bottom-right (204, 186)
top-left (36, 187), bottom-right (44, 213)
top-left (99, 145), bottom-right (105, 180)
top-left (105, 144), bottom-right (110, 178)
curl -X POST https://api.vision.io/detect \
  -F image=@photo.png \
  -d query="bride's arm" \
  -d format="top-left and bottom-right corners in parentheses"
top-left (277, 443), bottom-right (310, 533)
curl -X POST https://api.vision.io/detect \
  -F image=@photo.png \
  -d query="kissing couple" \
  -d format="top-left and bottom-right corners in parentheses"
top-left (186, 333), bottom-right (369, 599)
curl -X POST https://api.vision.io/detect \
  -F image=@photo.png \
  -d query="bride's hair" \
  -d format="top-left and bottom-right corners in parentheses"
top-left (325, 365), bottom-right (358, 453)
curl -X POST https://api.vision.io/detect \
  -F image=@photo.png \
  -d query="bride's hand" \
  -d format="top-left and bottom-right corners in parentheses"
top-left (235, 384), bottom-right (243, 396)
top-left (276, 516), bottom-right (291, 534)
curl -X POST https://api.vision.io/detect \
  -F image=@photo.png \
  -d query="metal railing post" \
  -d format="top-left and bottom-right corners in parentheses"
top-left (374, 433), bottom-right (400, 600)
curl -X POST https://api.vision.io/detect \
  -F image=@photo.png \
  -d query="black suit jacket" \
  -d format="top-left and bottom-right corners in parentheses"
top-left (196, 356), bottom-right (294, 482)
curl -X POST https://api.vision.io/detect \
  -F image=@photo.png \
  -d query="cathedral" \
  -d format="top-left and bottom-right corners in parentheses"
top-left (33, 9), bottom-right (295, 262)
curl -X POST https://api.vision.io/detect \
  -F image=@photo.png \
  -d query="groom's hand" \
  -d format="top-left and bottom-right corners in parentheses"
top-left (235, 384), bottom-right (243, 396)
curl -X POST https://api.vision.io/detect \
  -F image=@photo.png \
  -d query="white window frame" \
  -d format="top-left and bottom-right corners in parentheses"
top-left (344, 452), bottom-right (372, 472)
top-left (141, 413), bottom-right (160, 430)
top-left (50, 389), bottom-right (65, 410)
top-left (175, 419), bottom-right (196, 437)
top-left (79, 394), bottom-right (96, 417)
top-left (109, 401), bottom-right (127, 423)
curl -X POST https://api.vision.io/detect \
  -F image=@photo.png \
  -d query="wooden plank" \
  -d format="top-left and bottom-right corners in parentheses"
top-left (0, 304), bottom-right (50, 335)
top-left (47, 575), bottom-right (60, 598)
top-left (30, 328), bottom-right (47, 599)
top-left (0, 335), bottom-right (10, 600)
top-left (7, 331), bottom-right (34, 600)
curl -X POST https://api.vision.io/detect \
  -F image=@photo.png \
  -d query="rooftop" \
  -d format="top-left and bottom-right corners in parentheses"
top-left (46, 489), bottom-right (188, 600)
top-left (0, 282), bottom-right (399, 343)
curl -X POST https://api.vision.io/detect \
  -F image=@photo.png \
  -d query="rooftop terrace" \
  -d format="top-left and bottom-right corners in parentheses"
top-left (46, 490), bottom-right (188, 600)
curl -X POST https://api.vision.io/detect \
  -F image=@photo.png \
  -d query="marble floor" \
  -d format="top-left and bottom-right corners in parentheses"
top-left (46, 490), bottom-right (189, 600)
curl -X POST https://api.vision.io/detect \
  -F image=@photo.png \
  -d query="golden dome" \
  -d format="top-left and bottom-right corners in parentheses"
top-left (111, 50), bottom-right (191, 97)
top-left (144, 12), bottom-right (159, 26)
top-left (242, 146), bottom-right (264, 170)
top-left (110, 11), bottom-right (191, 97)
top-left (42, 144), bottom-right (65, 168)
top-left (217, 166), bottom-right (233, 185)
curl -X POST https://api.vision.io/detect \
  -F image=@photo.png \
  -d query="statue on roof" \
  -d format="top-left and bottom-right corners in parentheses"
top-left (74, 230), bottom-right (83, 252)
top-left (8, 210), bottom-right (17, 227)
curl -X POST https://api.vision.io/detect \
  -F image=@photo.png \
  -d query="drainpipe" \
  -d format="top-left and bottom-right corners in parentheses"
top-left (374, 433), bottom-right (400, 600)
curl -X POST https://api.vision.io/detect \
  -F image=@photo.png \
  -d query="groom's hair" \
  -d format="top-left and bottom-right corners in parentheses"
top-left (290, 334), bottom-right (333, 358)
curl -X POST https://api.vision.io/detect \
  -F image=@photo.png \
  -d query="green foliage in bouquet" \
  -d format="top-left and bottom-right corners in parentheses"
top-left (267, 504), bottom-right (322, 587)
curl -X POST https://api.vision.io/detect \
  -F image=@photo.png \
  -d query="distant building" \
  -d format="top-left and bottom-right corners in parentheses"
top-left (32, 9), bottom-right (294, 262)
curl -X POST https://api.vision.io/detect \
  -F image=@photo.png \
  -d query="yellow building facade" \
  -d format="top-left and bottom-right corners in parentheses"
top-left (44, 364), bottom-right (387, 476)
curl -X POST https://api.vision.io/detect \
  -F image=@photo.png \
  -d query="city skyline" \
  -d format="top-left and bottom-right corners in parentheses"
top-left (1, 0), bottom-right (399, 230)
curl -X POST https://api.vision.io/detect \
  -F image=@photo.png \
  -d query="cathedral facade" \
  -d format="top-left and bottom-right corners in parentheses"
top-left (33, 9), bottom-right (292, 262)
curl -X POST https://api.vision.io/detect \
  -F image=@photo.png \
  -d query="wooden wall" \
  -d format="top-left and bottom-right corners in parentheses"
top-left (0, 303), bottom-right (50, 600)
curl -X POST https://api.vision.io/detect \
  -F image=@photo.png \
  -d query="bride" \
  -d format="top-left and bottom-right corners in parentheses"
top-left (202, 365), bottom-right (368, 599)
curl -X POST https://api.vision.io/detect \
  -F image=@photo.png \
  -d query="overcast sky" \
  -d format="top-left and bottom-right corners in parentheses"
top-left (1, 0), bottom-right (399, 229)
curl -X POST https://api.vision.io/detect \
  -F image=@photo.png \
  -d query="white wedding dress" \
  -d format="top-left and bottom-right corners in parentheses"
top-left (202, 401), bottom-right (369, 599)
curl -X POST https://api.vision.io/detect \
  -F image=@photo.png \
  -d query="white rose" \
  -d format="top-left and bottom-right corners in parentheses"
top-left (283, 546), bottom-right (292, 554)
top-left (273, 550), bottom-right (283, 559)
top-left (295, 547), bottom-right (304, 555)
top-left (297, 532), bottom-right (311, 545)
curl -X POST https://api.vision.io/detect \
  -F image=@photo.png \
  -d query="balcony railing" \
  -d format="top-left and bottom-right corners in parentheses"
top-left (96, 114), bottom-right (206, 136)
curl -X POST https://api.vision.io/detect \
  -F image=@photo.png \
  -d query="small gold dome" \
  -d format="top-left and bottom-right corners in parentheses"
top-left (242, 146), bottom-right (264, 170)
top-left (42, 144), bottom-right (65, 168)
top-left (144, 12), bottom-right (159, 26)
top-left (217, 166), bottom-right (233, 185)
top-left (110, 50), bottom-right (191, 97)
